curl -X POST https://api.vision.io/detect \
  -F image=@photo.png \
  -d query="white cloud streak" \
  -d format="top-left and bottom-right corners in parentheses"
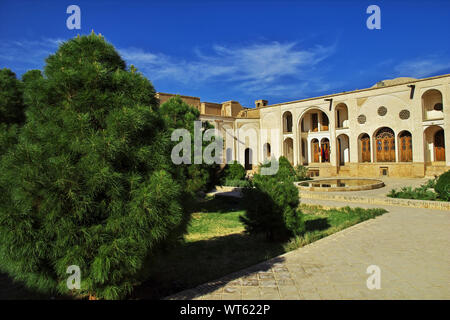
top-left (119, 41), bottom-right (336, 96)
top-left (394, 57), bottom-right (450, 78)
top-left (0, 38), bottom-right (63, 72)
top-left (0, 37), bottom-right (337, 98)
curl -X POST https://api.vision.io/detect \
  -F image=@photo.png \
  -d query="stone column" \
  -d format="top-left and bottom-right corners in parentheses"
top-left (293, 111), bottom-right (299, 166)
top-left (444, 81), bottom-right (450, 166)
top-left (348, 98), bottom-right (359, 163)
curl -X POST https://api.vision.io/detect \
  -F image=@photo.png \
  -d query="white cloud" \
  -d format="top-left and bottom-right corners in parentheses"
top-left (0, 38), bottom-right (63, 61)
top-left (119, 41), bottom-right (336, 96)
top-left (0, 37), bottom-right (337, 99)
top-left (0, 38), bottom-right (63, 72)
top-left (394, 57), bottom-right (450, 78)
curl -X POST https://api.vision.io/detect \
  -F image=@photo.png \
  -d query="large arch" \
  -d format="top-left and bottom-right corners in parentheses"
top-left (237, 123), bottom-right (259, 168)
top-left (335, 103), bottom-right (349, 128)
top-left (283, 137), bottom-right (294, 164)
top-left (398, 130), bottom-right (413, 162)
top-left (298, 107), bottom-right (330, 133)
top-left (422, 89), bottom-right (443, 121)
top-left (337, 134), bottom-right (350, 166)
top-left (358, 133), bottom-right (371, 163)
top-left (298, 107), bottom-right (332, 165)
top-left (373, 127), bottom-right (396, 162)
top-left (283, 111), bottom-right (293, 133)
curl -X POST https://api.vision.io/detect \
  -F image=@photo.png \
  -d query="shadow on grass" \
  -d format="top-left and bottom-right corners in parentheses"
top-left (305, 218), bottom-right (330, 232)
top-left (192, 195), bottom-right (244, 214)
top-left (131, 232), bottom-right (286, 300)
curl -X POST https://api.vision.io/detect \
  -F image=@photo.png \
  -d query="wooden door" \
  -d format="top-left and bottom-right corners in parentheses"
top-left (312, 141), bottom-right (320, 162)
top-left (435, 130), bottom-right (445, 161)
top-left (400, 134), bottom-right (412, 162)
top-left (361, 137), bottom-right (371, 162)
top-left (376, 130), bottom-right (395, 162)
top-left (321, 140), bottom-right (330, 163)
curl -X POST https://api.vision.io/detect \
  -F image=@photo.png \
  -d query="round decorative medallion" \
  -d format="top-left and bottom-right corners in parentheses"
top-left (377, 106), bottom-right (387, 116)
top-left (357, 114), bottom-right (366, 124)
top-left (399, 109), bottom-right (410, 120)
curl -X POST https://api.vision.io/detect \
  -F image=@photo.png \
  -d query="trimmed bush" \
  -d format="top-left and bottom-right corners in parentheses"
top-left (435, 170), bottom-right (450, 201)
top-left (0, 34), bottom-right (189, 299)
top-left (240, 157), bottom-right (304, 241)
top-left (275, 156), bottom-right (297, 180)
top-left (263, 156), bottom-right (309, 181)
top-left (294, 165), bottom-right (310, 181)
top-left (220, 161), bottom-right (246, 184)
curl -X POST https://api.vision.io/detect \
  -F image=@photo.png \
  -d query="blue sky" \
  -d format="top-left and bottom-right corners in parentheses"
top-left (1, 0), bottom-right (450, 107)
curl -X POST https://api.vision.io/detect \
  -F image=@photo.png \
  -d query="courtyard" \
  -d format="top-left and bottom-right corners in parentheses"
top-left (168, 177), bottom-right (450, 300)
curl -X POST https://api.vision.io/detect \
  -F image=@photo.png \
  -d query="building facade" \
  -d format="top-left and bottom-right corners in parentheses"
top-left (157, 74), bottom-right (450, 178)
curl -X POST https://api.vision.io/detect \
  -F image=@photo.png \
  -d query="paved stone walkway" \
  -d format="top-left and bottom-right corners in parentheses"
top-left (168, 200), bottom-right (450, 300)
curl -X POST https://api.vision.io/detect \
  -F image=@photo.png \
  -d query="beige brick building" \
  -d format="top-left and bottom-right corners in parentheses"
top-left (157, 73), bottom-right (450, 178)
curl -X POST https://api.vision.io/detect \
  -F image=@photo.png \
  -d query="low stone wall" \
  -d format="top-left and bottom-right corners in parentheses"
top-left (308, 163), bottom-right (449, 179)
top-left (299, 191), bottom-right (450, 211)
top-left (296, 178), bottom-right (384, 192)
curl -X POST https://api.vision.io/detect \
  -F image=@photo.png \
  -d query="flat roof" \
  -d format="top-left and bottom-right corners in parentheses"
top-left (156, 92), bottom-right (201, 100)
top-left (260, 73), bottom-right (450, 109)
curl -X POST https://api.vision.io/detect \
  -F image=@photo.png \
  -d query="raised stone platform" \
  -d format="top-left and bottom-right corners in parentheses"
top-left (299, 177), bottom-right (449, 211)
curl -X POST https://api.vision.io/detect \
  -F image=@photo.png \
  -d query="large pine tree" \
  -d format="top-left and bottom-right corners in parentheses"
top-left (0, 68), bottom-right (25, 125)
top-left (0, 34), bottom-right (187, 299)
top-left (0, 68), bottom-right (25, 155)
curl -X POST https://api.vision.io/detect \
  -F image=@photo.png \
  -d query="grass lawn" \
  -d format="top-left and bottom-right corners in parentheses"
top-left (132, 196), bottom-right (387, 299)
top-left (0, 195), bottom-right (386, 300)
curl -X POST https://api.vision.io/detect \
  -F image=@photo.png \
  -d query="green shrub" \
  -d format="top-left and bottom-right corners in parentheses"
top-left (387, 181), bottom-right (439, 201)
top-left (223, 179), bottom-right (252, 188)
top-left (0, 34), bottom-right (189, 299)
top-left (275, 156), bottom-right (297, 180)
top-left (220, 161), bottom-right (246, 184)
top-left (388, 174), bottom-right (450, 202)
top-left (294, 165), bottom-right (310, 181)
top-left (240, 157), bottom-right (304, 241)
top-left (435, 170), bottom-right (450, 201)
top-left (160, 96), bottom-right (219, 194)
top-left (262, 156), bottom-right (310, 181)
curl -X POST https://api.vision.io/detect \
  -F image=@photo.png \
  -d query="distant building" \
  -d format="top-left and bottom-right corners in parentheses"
top-left (157, 73), bottom-right (450, 178)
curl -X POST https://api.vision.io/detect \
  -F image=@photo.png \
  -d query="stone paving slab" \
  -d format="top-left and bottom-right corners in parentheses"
top-left (167, 201), bottom-right (450, 300)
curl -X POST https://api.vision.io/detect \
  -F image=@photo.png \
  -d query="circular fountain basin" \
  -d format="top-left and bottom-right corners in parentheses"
top-left (297, 178), bottom-right (384, 192)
